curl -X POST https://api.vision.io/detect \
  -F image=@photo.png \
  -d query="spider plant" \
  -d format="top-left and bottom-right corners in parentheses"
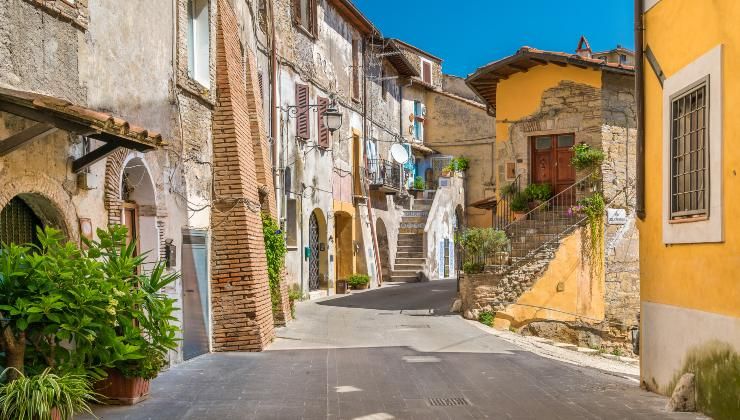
top-left (0, 368), bottom-right (98, 420)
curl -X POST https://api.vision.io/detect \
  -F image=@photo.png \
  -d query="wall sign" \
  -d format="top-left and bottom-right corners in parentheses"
top-left (607, 208), bottom-right (628, 225)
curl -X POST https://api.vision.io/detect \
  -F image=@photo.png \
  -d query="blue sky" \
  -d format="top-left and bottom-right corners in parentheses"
top-left (352, 0), bottom-right (635, 77)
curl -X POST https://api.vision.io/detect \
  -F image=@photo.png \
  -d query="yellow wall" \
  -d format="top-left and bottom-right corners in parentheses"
top-left (494, 229), bottom-right (605, 329)
top-left (641, 0), bottom-right (740, 318)
top-left (495, 64), bottom-right (602, 141)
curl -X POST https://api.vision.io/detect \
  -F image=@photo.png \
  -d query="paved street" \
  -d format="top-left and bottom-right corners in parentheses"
top-left (93, 281), bottom-right (700, 420)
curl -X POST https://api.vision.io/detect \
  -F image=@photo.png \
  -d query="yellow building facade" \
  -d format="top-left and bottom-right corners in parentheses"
top-left (639, 1), bottom-right (740, 417)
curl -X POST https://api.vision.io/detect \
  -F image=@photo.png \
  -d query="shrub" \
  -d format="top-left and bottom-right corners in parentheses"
top-left (262, 214), bottom-right (287, 315)
top-left (462, 261), bottom-right (485, 274)
top-left (509, 192), bottom-right (529, 212)
top-left (413, 176), bottom-right (425, 190)
top-left (571, 143), bottom-right (605, 171)
top-left (287, 285), bottom-right (302, 319)
top-left (347, 274), bottom-right (370, 289)
top-left (500, 182), bottom-right (518, 198)
top-left (0, 368), bottom-right (97, 420)
top-left (478, 311), bottom-right (495, 327)
top-left (523, 183), bottom-right (553, 202)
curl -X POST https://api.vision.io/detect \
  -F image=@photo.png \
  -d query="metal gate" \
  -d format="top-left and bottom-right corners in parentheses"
top-left (182, 230), bottom-right (209, 360)
top-left (0, 197), bottom-right (42, 246)
top-left (308, 212), bottom-right (320, 291)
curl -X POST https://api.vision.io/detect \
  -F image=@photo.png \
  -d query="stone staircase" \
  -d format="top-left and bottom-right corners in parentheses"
top-left (390, 197), bottom-right (433, 282)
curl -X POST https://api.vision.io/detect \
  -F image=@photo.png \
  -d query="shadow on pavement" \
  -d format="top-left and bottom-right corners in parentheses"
top-left (315, 279), bottom-right (458, 316)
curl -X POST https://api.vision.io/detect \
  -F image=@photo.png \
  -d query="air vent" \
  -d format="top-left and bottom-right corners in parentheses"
top-left (428, 398), bottom-right (469, 407)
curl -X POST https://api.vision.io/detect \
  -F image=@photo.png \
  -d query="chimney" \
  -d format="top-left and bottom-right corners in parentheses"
top-left (576, 35), bottom-right (592, 58)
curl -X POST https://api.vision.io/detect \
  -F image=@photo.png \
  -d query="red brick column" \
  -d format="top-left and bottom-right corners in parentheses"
top-left (210, 0), bottom-right (275, 351)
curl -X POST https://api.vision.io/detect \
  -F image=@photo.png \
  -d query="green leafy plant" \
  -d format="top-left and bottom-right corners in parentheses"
top-left (413, 176), bottom-right (425, 190)
top-left (462, 261), bottom-right (485, 274)
top-left (458, 228), bottom-right (508, 274)
top-left (262, 214), bottom-right (287, 315)
top-left (0, 226), bottom-right (180, 382)
top-left (347, 274), bottom-right (370, 289)
top-left (523, 183), bottom-right (553, 202)
top-left (0, 368), bottom-right (97, 420)
top-left (478, 311), bottom-right (495, 327)
top-left (287, 285), bottom-right (302, 319)
top-left (571, 143), bottom-right (605, 171)
top-left (443, 157), bottom-right (471, 173)
top-left (578, 193), bottom-right (605, 281)
top-left (509, 192), bottom-right (529, 213)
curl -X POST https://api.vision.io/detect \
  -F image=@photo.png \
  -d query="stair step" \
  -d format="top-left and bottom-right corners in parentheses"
top-left (394, 264), bottom-right (424, 270)
top-left (397, 253), bottom-right (424, 259)
top-left (395, 257), bottom-right (425, 264)
top-left (390, 276), bottom-right (419, 283)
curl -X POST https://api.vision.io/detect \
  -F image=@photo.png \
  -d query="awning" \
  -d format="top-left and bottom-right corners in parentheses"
top-left (370, 39), bottom-right (419, 78)
top-left (469, 196), bottom-right (498, 210)
top-left (0, 86), bottom-right (164, 172)
top-left (409, 142), bottom-right (436, 155)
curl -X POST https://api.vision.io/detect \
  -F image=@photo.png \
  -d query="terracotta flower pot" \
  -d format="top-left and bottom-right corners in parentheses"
top-left (94, 369), bottom-right (150, 405)
top-left (50, 407), bottom-right (61, 420)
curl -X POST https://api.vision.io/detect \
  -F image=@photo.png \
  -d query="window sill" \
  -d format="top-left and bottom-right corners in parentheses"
top-left (668, 215), bottom-right (708, 224)
top-left (177, 78), bottom-right (214, 107)
top-left (295, 24), bottom-right (317, 41)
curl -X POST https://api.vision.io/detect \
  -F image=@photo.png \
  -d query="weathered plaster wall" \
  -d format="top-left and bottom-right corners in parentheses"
top-left (423, 175), bottom-right (464, 280)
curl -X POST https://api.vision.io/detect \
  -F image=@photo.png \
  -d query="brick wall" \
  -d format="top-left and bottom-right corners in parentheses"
top-left (210, 0), bottom-right (275, 351)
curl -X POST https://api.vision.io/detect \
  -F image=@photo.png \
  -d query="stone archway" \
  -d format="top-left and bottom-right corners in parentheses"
top-left (0, 173), bottom-right (79, 243)
top-left (308, 208), bottom-right (328, 291)
top-left (120, 155), bottom-right (160, 268)
top-left (375, 218), bottom-right (391, 280)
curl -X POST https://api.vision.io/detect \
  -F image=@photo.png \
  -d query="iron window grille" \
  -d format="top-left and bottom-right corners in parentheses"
top-left (670, 77), bottom-right (709, 220)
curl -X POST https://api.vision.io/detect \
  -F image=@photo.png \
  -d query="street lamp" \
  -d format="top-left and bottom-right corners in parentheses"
top-left (323, 101), bottom-right (343, 134)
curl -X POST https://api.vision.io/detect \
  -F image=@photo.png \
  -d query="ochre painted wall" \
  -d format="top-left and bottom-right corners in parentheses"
top-left (494, 229), bottom-right (605, 329)
top-left (641, 0), bottom-right (740, 319)
top-left (495, 64), bottom-right (602, 141)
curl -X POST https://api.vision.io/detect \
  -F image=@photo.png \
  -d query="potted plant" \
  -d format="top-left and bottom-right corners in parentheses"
top-left (0, 368), bottom-right (97, 420)
top-left (347, 274), bottom-right (370, 290)
top-left (523, 183), bottom-right (553, 210)
top-left (411, 176), bottom-right (426, 198)
top-left (458, 228), bottom-right (509, 274)
top-left (571, 143), bottom-right (605, 173)
top-left (450, 157), bottom-right (470, 176)
top-left (88, 227), bottom-right (180, 405)
top-left (509, 192), bottom-right (530, 220)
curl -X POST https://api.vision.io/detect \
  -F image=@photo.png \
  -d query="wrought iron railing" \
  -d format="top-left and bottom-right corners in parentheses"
top-left (462, 174), bottom-right (600, 275)
top-left (366, 159), bottom-right (402, 191)
top-left (493, 174), bottom-right (521, 230)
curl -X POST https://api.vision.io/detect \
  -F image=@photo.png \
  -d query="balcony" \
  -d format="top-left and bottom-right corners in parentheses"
top-left (366, 159), bottom-right (402, 193)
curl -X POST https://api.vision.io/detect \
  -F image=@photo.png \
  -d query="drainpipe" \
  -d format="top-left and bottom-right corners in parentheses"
top-left (268, 0), bottom-right (280, 217)
top-left (635, 0), bottom-right (646, 220)
top-left (361, 37), bottom-right (383, 286)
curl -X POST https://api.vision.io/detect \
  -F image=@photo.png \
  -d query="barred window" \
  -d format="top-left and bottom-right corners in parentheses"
top-left (670, 78), bottom-right (708, 219)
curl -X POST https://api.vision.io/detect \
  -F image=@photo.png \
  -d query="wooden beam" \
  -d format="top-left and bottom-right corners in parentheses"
top-left (88, 132), bottom-right (155, 152)
top-left (508, 63), bottom-right (529, 72)
top-left (0, 101), bottom-right (96, 135)
top-left (72, 142), bottom-right (120, 173)
top-left (0, 123), bottom-right (57, 156)
top-left (551, 61), bottom-right (568, 67)
top-left (530, 57), bottom-right (548, 65)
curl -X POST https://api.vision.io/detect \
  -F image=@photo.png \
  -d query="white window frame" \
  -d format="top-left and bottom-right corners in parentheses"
top-left (187, 0), bottom-right (210, 88)
top-left (662, 44), bottom-right (723, 244)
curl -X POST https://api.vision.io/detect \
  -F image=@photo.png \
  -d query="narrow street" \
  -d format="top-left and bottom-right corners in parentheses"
top-left (93, 281), bottom-right (697, 420)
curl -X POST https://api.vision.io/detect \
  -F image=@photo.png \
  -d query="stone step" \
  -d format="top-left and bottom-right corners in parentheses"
top-left (403, 210), bottom-right (429, 218)
top-left (397, 243), bottom-right (423, 250)
top-left (399, 228), bottom-right (424, 234)
top-left (394, 263), bottom-right (424, 271)
top-left (397, 252), bottom-right (424, 259)
top-left (389, 275), bottom-right (419, 283)
top-left (395, 257), bottom-right (425, 264)
top-left (400, 217), bottom-right (427, 224)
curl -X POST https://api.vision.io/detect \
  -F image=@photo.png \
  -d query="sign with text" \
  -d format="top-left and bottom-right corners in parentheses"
top-left (607, 208), bottom-right (628, 225)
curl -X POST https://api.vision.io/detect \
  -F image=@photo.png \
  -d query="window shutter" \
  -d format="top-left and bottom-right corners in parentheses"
top-left (310, 0), bottom-right (318, 36)
top-left (317, 96), bottom-right (330, 149)
top-left (295, 83), bottom-right (310, 140)
top-left (422, 61), bottom-right (432, 84)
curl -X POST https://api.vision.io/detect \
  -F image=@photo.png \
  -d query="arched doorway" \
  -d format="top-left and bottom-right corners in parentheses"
top-left (0, 193), bottom-right (68, 245)
top-left (375, 218), bottom-right (391, 280)
top-left (120, 156), bottom-right (159, 268)
top-left (334, 211), bottom-right (353, 284)
top-left (308, 209), bottom-right (328, 291)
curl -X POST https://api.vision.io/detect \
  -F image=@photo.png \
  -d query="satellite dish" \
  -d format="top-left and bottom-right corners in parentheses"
top-left (390, 143), bottom-right (409, 164)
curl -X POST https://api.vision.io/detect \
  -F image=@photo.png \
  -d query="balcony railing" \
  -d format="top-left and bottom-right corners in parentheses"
top-left (366, 159), bottom-right (402, 192)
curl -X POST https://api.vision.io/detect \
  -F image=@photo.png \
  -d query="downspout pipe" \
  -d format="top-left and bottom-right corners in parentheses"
top-left (635, 0), bottom-right (646, 220)
top-left (268, 0), bottom-right (280, 216)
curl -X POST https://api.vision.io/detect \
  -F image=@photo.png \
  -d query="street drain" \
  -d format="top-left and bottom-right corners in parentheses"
top-left (428, 397), bottom-right (469, 407)
top-left (398, 324), bottom-right (430, 328)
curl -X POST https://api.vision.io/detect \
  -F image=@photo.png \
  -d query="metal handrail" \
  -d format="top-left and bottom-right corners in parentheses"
top-left (366, 159), bottom-right (402, 191)
top-left (493, 174), bottom-right (521, 230)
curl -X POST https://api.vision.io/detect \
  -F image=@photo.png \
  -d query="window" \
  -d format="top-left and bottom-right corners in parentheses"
top-left (413, 101), bottom-right (424, 141)
top-left (187, 0), bottom-right (210, 87)
top-left (293, 0), bottom-right (317, 37)
top-left (317, 96), bottom-right (330, 149)
top-left (619, 54), bottom-right (627, 64)
top-left (295, 83), bottom-right (310, 140)
top-left (352, 39), bottom-right (360, 101)
top-left (421, 58), bottom-right (432, 84)
top-left (670, 78), bottom-right (708, 220)
top-left (661, 44), bottom-right (722, 244)
top-left (285, 199), bottom-right (297, 247)
top-left (599, 55), bottom-right (608, 62)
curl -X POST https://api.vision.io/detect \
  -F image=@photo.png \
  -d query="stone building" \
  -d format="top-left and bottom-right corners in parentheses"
top-left (0, 0), bottom-right (287, 364)
top-left (463, 40), bottom-right (639, 352)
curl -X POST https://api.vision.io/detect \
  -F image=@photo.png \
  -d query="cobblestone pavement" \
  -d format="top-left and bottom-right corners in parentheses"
top-left (92, 280), bottom-right (705, 420)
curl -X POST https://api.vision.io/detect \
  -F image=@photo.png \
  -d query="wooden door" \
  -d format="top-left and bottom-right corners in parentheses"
top-left (122, 203), bottom-right (139, 256)
top-left (531, 134), bottom-right (576, 199)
